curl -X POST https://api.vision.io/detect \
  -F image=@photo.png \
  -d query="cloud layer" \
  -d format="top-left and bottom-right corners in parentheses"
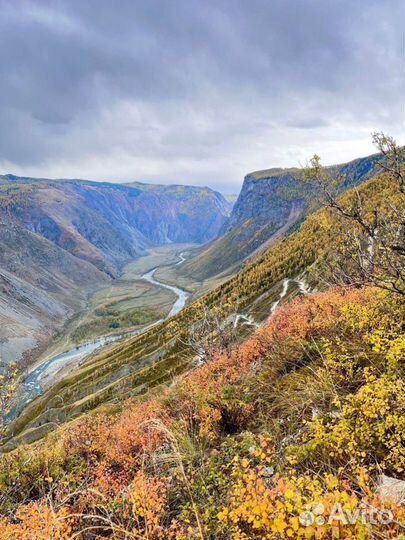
top-left (0, 0), bottom-right (403, 191)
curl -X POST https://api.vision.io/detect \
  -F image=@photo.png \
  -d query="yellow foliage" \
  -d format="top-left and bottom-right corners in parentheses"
top-left (294, 374), bottom-right (405, 475)
top-left (218, 457), bottom-right (405, 539)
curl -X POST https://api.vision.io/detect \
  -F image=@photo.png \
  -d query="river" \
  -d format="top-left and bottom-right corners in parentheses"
top-left (142, 266), bottom-right (188, 317)
top-left (8, 258), bottom-right (189, 420)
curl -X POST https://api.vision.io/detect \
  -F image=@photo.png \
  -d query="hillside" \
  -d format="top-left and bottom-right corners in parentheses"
top-left (1, 182), bottom-right (405, 537)
top-left (181, 153), bottom-right (380, 280)
top-left (0, 176), bottom-right (230, 365)
top-left (3, 166), bottom-right (396, 452)
top-left (0, 220), bottom-right (110, 366)
top-left (0, 2), bottom-right (402, 536)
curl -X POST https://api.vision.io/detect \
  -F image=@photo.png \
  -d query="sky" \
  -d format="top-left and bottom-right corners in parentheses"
top-left (0, 1), bottom-right (403, 193)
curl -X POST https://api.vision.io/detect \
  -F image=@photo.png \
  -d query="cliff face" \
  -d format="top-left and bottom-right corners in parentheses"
top-left (221, 172), bottom-right (306, 235)
top-left (222, 152), bottom-right (380, 237)
top-left (181, 153), bottom-right (380, 280)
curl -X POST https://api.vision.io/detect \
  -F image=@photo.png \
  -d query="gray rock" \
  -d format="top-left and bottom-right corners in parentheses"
top-left (377, 474), bottom-right (405, 504)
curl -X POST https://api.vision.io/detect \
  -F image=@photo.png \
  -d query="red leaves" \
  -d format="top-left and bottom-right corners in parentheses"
top-left (3, 286), bottom-right (388, 538)
top-left (266, 287), bottom-right (373, 342)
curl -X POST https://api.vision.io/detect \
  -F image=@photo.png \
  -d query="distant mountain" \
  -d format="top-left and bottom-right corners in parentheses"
top-left (0, 175), bottom-right (230, 363)
top-left (124, 181), bottom-right (230, 245)
top-left (0, 176), bottom-right (230, 276)
top-left (180, 153), bottom-right (381, 280)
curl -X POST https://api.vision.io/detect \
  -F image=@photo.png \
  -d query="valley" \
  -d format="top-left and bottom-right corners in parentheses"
top-left (0, 176), bottom-right (230, 369)
top-left (9, 243), bottom-right (197, 421)
top-left (2, 147), bottom-right (405, 540)
top-left (1, 5), bottom-right (403, 538)
top-left (2, 153), bottom-right (385, 449)
top-left (46, 243), bottom-right (198, 357)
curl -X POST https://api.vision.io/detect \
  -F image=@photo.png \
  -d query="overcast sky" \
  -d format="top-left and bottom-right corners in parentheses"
top-left (0, 1), bottom-right (403, 193)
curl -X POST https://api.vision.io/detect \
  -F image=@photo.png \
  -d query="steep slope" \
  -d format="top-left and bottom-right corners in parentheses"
top-left (181, 153), bottom-right (380, 280)
top-left (2, 238), bottom-right (405, 537)
top-left (0, 176), bottom-right (230, 365)
top-left (4, 168), bottom-right (392, 448)
top-left (0, 219), bottom-right (110, 364)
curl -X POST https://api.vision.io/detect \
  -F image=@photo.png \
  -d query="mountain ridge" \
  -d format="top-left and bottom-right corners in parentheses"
top-left (181, 152), bottom-right (381, 280)
top-left (4, 167), bottom-right (392, 449)
top-left (2, 164), bottom-right (405, 540)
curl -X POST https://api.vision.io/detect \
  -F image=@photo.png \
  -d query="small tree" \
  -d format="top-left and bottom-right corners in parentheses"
top-left (182, 305), bottom-right (237, 364)
top-left (303, 133), bottom-right (405, 295)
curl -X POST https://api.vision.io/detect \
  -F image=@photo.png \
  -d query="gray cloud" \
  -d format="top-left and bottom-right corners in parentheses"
top-left (0, 0), bottom-right (403, 191)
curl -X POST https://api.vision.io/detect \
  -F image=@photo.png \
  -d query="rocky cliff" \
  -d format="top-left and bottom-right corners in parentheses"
top-left (181, 153), bottom-right (380, 280)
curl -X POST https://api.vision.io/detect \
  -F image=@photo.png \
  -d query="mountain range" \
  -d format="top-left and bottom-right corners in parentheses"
top-left (0, 175), bottom-right (230, 364)
top-left (2, 150), bottom-right (387, 449)
top-left (0, 152), bottom-right (381, 371)
top-left (3, 146), bottom-right (405, 540)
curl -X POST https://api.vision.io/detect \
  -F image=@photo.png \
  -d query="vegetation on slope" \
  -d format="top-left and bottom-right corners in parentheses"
top-left (2, 137), bottom-right (404, 538)
top-left (0, 287), bottom-right (404, 538)
top-left (4, 166), bottom-right (400, 448)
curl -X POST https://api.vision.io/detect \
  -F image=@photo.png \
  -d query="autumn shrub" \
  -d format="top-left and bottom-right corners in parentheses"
top-left (218, 460), bottom-right (405, 539)
top-left (176, 432), bottom-right (273, 538)
top-left (0, 502), bottom-right (73, 540)
top-left (94, 470), bottom-right (187, 540)
top-left (167, 334), bottom-right (266, 443)
top-left (289, 373), bottom-right (405, 476)
top-left (1, 286), bottom-right (405, 538)
top-left (218, 432), bottom-right (405, 540)
top-left (64, 401), bottom-right (168, 472)
top-left (255, 287), bottom-right (405, 432)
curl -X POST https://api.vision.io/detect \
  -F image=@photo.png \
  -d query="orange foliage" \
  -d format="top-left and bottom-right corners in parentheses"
top-left (171, 335), bottom-right (266, 442)
top-left (124, 471), bottom-right (170, 537)
top-left (266, 287), bottom-right (374, 342)
top-left (0, 502), bottom-right (72, 540)
top-left (168, 288), bottom-right (379, 443)
top-left (103, 401), bottom-right (169, 468)
top-left (3, 286), bottom-right (402, 539)
top-left (65, 401), bottom-right (167, 472)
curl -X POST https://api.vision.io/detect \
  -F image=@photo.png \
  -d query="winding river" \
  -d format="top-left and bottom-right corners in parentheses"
top-left (9, 258), bottom-right (189, 420)
top-left (142, 266), bottom-right (188, 317)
